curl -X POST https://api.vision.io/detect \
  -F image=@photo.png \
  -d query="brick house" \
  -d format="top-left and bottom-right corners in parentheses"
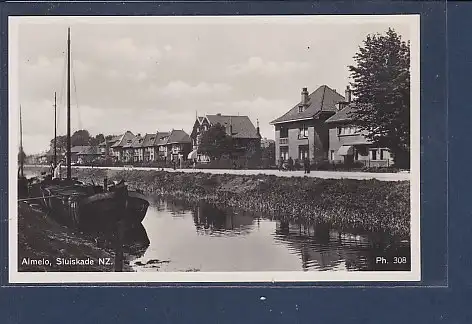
top-left (131, 134), bottom-right (144, 162)
top-left (161, 129), bottom-right (192, 162)
top-left (189, 113), bottom-right (261, 162)
top-left (141, 132), bottom-right (169, 162)
top-left (99, 131), bottom-right (135, 162)
top-left (270, 85), bottom-right (346, 165)
top-left (325, 100), bottom-right (394, 167)
top-left (75, 146), bottom-right (101, 164)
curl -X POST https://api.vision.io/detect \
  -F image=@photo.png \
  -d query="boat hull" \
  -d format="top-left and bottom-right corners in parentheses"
top-left (37, 181), bottom-right (149, 232)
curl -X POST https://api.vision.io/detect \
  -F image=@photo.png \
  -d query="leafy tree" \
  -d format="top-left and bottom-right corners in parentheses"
top-left (89, 133), bottom-right (105, 146)
top-left (199, 124), bottom-right (233, 159)
top-left (50, 135), bottom-right (67, 154)
top-left (348, 28), bottom-right (410, 168)
top-left (71, 129), bottom-right (91, 146)
top-left (49, 129), bottom-right (92, 152)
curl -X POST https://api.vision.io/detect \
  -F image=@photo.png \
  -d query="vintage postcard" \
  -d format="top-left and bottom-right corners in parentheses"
top-left (9, 15), bottom-right (420, 283)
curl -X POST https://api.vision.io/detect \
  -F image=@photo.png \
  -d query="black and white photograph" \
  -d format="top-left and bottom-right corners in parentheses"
top-left (9, 15), bottom-right (420, 283)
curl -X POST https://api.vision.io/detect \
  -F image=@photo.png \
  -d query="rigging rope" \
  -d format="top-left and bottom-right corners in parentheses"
top-left (56, 51), bottom-right (67, 136)
top-left (71, 55), bottom-right (82, 131)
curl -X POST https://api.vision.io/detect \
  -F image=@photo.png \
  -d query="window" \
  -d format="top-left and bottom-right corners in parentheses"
top-left (280, 147), bottom-right (288, 161)
top-left (298, 105), bottom-right (304, 113)
top-left (338, 126), bottom-right (360, 136)
top-left (280, 127), bottom-right (288, 138)
top-left (330, 150), bottom-right (334, 160)
top-left (299, 124), bottom-right (308, 138)
top-left (299, 145), bottom-right (309, 160)
top-left (355, 149), bottom-right (359, 161)
top-left (380, 149), bottom-right (389, 160)
top-left (370, 149), bottom-right (378, 161)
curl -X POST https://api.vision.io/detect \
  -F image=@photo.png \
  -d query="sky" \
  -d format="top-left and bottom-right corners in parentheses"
top-left (11, 16), bottom-right (413, 155)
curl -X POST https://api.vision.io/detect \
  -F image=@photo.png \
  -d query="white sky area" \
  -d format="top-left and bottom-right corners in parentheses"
top-left (12, 16), bottom-right (412, 154)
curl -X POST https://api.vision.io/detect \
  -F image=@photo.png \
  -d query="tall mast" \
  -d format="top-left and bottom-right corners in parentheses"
top-left (66, 27), bottom-right (71, 179)
top-left (54, 91), bottom-right (57, 167)
top-left (19, 104), bottom-right (24, 177)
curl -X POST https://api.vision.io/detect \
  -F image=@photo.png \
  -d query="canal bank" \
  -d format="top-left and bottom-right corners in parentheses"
top-left (25, 166), bottom-right (410, 238)
top-left (18, 201), bottom-right (135, 272)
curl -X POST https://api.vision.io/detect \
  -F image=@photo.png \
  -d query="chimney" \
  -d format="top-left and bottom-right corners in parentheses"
top-left (256, 119), bottom-right (261, 137)
top-left (345, 85), bottom-right (351, 103)
top-left (301, 87), bottom-right (309, 106)
top-left (216, 113), bottom-right (222, 116)
top-left (229, 116), bottom-right (233, 135)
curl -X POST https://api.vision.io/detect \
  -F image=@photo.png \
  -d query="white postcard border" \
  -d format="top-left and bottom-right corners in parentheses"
top-left (8, 14), bottom-right (421, 284)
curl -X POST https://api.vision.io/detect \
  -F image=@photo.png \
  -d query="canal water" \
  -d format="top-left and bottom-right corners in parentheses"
top-left (130, 197), bottom-right (410, 272)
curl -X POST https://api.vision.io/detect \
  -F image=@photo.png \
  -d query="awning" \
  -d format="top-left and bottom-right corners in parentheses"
top-left (188, 149), bottom-right (198, 160)
top-left (337, 145), bottom-right (354, 156)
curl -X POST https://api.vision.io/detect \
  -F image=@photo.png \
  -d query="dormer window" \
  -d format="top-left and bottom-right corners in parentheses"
top-left (298, 105), bottom-right (304, 113)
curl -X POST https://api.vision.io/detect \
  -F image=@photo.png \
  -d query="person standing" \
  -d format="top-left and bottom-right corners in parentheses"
top-left (288, 157), bottom-right (294, 171)
top-left (53, 160), bottom-right (63, 180)
top-left (304, 157), bottom-right (311, 174)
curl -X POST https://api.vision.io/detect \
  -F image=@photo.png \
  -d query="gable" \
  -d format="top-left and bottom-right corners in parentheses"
top-left (270, 85), bottom-right (345, 124)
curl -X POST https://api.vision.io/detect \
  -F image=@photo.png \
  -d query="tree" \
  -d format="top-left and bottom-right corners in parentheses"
top-left (199, 124), bottom-right (233, 159)
top-left (89, 133), bottom-right (105, 146)
top-left (49, 129), bottom-right (92, 152)
top-left (348, 28), bottom-right (410, 168)
top-left (71, 129), bottom-right (91, 146)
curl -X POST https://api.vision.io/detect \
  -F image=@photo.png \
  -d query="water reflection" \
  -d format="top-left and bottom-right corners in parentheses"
top-left (192, 202), bottom-right (255, 236)
top-left (132, 197), bottom-right (410, 272)
top-left (273, 221), bottom-right (410, 271)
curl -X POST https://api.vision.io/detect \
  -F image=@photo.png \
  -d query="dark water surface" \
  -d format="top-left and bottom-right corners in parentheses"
top-left (130, 197), bottom-right (411, 272)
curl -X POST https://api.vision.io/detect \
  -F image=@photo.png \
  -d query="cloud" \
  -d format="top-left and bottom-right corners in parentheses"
top-left (228, 57), bottom-right (311, 76)
top-left (96, 37), bottom-right (162, 62)
top-left (151, 81), bottom-right (232, 97)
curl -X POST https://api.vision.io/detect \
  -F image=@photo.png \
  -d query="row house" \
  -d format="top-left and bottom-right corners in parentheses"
top-left (271, 85), bottom-right (394, 167)
top-left (98, 129), bottom-right (192, 163)
top-left (98, 131), bottom-right (135, 162)
top-left (189, 113), bottom-right (261, 162)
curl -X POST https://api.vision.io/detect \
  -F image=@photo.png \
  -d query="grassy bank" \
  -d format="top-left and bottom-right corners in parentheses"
top-left (26, 166), bottom-right (410, 237)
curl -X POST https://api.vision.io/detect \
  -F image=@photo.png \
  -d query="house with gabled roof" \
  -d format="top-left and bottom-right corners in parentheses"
top-left (140, 132), bottom-right (161, 162)
top-left (75, 146), bottom-right (101, 164)
top-left (325, 98), bottom-right (394, 167)
top-left (131, 134), bottom-right (145, 162)
top-left (153, 132), bottom-right (171, 161)
top-left (270, 85), bottom-right (347, 165)
top-left (189, 113), bottom-right (261, 162)
top-left (99, 131), bottom-right (135, 162)
top-left (160, 129), bottom-right (192, 162)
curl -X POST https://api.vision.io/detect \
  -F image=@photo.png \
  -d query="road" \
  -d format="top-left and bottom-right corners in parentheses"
top-left (63, 165), bottom-right (409, 182)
